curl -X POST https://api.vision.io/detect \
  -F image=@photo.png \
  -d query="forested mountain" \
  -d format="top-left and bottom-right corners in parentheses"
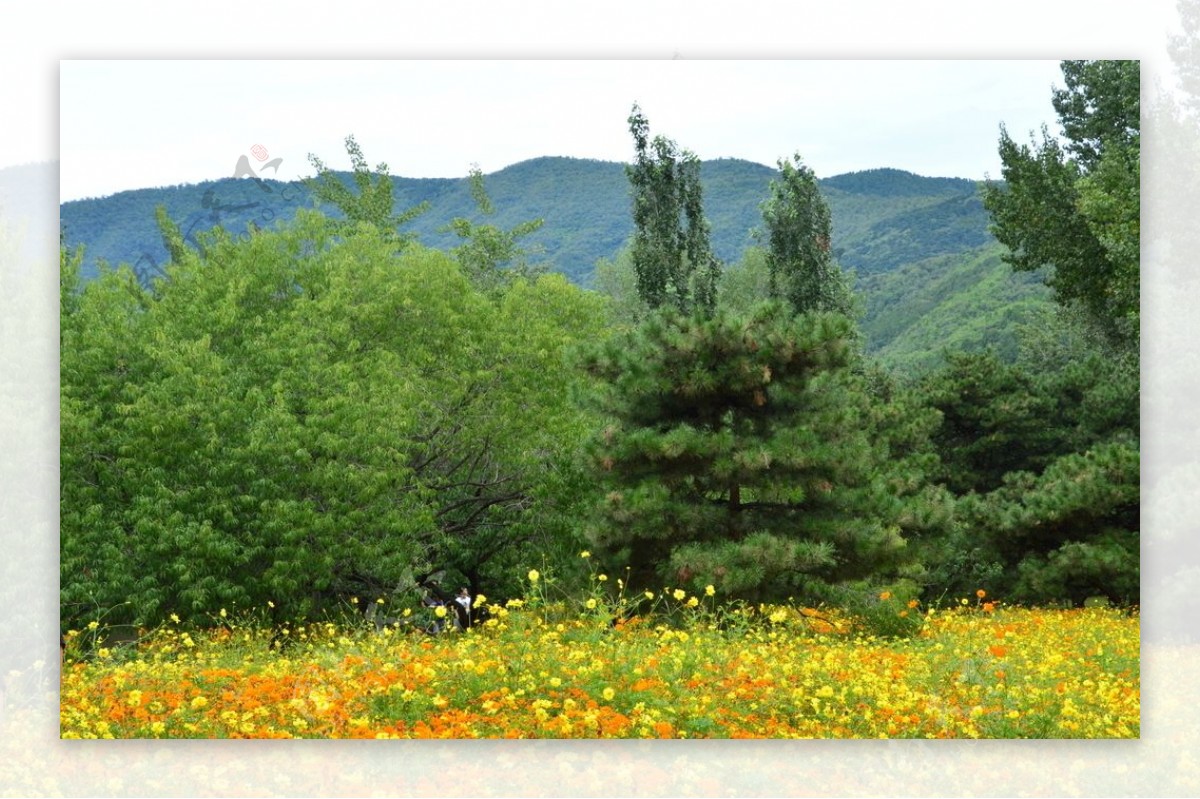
top-left (60, 157), bottom-right (1040, 370)
top-left (858, 244), bottom-right (1053, 372)
top-left (62, 157), bottom-right (992, 283)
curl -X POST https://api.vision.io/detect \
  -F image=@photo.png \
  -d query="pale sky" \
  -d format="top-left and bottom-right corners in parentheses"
top-left (58, 59), bottom-right (1070, 202)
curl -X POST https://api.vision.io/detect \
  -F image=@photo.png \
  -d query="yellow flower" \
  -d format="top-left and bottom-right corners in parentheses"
top-left (376, 597), bottom-right (385, 605)
top-left (528, 569), bottom-right (540, 583)
top-left (351, 596), bottom-right (359, 604)
top-left (474, 594), bottom-right (487, 605)
top-left (598, 574), bottom-right (608, 582)
top-left (434, 606), bottom-right (447, 618)
top-left (87, 621), bottom-right (99, 631)
top-left (705, 585), bottom-right (716, 596)
top-left (644, 591), bottom-right (655, 600)
top-left (672, 589), bottom-right (686, 601)
top-left (219, 608), bottom-right (227, 618)
top-left (585, 599), bottom-right (597, 610)
top-left (686, 597), bottom-right (699, 608)
top-left (602, 687), bottom-right (615, 701)
top-left (190, 696), bottom-right (208, 710)
top-left (580, 550), bottom-right (591, 559)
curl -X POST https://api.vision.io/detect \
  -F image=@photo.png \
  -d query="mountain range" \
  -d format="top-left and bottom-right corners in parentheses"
top-left (57, 157), bottom-right (1052, 372)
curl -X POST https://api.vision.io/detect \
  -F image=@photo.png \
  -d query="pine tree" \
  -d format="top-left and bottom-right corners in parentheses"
top-left (579, 302), bottom-right (916, 603)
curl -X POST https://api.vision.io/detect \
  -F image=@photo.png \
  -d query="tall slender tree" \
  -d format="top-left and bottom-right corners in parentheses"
top-left (760, 153), bottom-right (855, 318)
top-left (625, 104), bottom-right (721, 317)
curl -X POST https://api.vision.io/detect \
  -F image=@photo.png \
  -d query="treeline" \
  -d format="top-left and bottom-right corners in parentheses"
top-left (60, 61), bottom-right (1139, 634)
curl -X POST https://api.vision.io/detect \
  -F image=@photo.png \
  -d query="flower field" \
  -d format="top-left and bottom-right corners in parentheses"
top-left (60, 588), bottom-right (1139, 740)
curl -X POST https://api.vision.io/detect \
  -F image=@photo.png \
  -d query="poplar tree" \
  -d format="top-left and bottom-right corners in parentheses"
top-left (760, 153), bottom-right (855, 318)
top-left (625, 104), bottom-right (721, 318)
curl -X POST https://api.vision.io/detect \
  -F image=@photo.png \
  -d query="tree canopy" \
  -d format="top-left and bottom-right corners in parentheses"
top-left (983, 60), bottom-right (1139, 350)
top-left (60, 210), bottom-right (608, 627)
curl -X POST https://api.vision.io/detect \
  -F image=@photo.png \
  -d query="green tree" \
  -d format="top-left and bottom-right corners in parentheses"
top-left (914, 327), bottom-right (1139, 603)
top-left (578, 303), bottom-right (921, 604)
top-left (716, 246), bottom-right (773, 317)
top-left (626, 104), bottom-right (721, 317)
top-left (759, 154), bottom-right (855, 318)
top-left (60, 211), bottom-right (608, 628)
top-left (983, 60), bottom-right (1139, 349)
top-left (305, 134), bottom-right (429, 245)
top-left (918, 350), bottom-right (1060, 495)
top-left (441, 165), bottom-right (546, 293)
top-left (957, 439), bottom-right (1139, 606)
top-left (592, 247), bottom-right (647, 330)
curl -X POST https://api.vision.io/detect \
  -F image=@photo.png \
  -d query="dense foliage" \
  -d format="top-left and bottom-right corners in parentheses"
top-left (918, 59), bottom-right (1140, 604)
top-left (579, 304), bottom-right (923, 603)
top-left (983, 60), bottom-right (1139, 350)
top-left (60, 212), bottom-right (608, 628)
top-left (759, 154), bottom-right (855, 317)
top-left (625, 104), bottom-right (721, 316)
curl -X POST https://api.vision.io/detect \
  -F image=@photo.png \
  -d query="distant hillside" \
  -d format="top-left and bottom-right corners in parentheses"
top-left (58, 157), bottom-right (1047, 372)
top-left (858, 243), bottom-right (1053, 373)
top-left (60, 158), bottom-right (993, 286)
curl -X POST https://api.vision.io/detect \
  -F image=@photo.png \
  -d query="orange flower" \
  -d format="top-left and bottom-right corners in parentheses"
top-left (976, 589), bottom-right (987, 599)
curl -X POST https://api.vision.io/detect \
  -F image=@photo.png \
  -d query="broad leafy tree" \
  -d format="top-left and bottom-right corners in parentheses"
top-left (60, 211), bottom-right (608, 628)
top-left (441, 165), bottom-right (546, 293)
top-left (983, 60), bottom-right (1139, 349)
top-left (305, 134), bottom-right (429, 245)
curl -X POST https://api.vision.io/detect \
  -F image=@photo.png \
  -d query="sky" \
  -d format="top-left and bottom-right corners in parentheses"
top-left (57, 59), bottom-right (1071, 202)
